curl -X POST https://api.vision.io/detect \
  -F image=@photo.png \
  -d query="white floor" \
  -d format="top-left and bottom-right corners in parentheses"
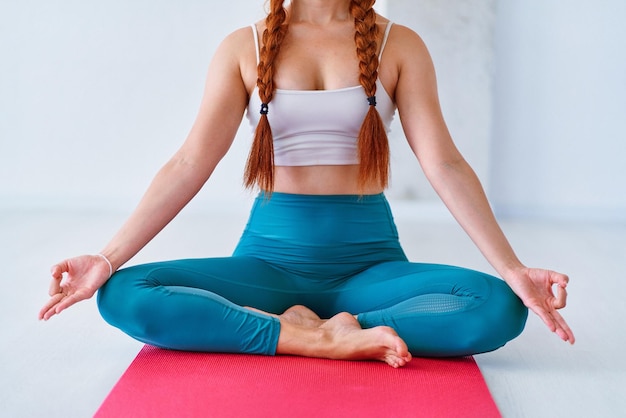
top-left (2, 200), bottom-right (625, 417)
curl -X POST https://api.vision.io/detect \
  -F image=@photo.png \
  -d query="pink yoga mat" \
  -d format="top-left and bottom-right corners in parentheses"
top-left (96, 345), bottom-right (500, 418)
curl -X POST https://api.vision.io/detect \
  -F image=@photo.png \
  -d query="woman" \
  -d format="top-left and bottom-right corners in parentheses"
top-left (39, 0), bottom-right (574, 368)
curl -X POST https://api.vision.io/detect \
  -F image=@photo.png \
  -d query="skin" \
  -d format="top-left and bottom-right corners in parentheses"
top-left (39, 0), bottom-right (575, 368)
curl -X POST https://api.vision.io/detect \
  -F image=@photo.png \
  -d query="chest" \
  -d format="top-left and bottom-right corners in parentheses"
top-left (273, 24), bottom-right (361, 91)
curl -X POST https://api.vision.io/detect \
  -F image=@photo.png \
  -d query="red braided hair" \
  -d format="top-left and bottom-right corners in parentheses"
top-left (244, 0), bottom-right (288, 192)
top-left (350, 0), bottom-right (390, 191)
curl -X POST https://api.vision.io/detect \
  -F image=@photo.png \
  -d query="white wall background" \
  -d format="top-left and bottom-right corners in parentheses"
top-left (0, 1), bottom-right (267, 212)
top-left (385, 0), bottom-right (496, 201)
top-left (1, 0), bottom-right (624, 221)
top-left (491, 0), bottom-right (626, 222)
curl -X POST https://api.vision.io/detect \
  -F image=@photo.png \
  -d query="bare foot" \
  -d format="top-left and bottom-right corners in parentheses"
top-left (320, 312), bottom-right (412, 368)
top-left (244, 305), bottom-right (323, 327)
top-left (277, 311), bottom-right (412, 368)
top-left (280, 305), bottom-right (324, 327)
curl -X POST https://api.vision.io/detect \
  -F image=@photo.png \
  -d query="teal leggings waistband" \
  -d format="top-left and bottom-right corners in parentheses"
top-left (233, 192), bottom-right (408, 282)
top-left (97, 193), bottom-right (528, 357)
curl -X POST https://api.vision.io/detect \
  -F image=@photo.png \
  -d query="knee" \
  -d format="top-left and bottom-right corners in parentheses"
top-left (97, 269), bottom-right (130, 326)
top-left (480, 279), bottom-right (528, 349)
top-left (96, 268), bottom-right (156, 341)
top-left (450, 278), bottom-right (527, 356)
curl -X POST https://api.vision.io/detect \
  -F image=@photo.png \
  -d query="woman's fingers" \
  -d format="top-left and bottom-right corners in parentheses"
top-left (39, 290), bottom-right (86, 320)
top-left (41, 256), bottom-right (107, 320)
top-left (552, 271), bottom-right (570, 287)
top-left (531, 300), bottom-right (575, 344)
top-left (42, 260), bottom-right (73, 320)
top-left (50, 260), bottom-right (71, 280)
top-left (546, 272), bottom-right (573, 341)
top-left (48, 261), bottom-right (69, 296)
top-left (48, 272), bottom-right (62, 296)
top-left (552, 310), bottom-right (575, 344)
top-left (54, 292), bottom-right (86, 315)
top-left (38, 293), bottom-right (64, 320)
top-left (511, 268), bottom-right (574, 345)
top-left (553, 285), bottom-right (568, 310)
top-left (534, 303), bottom-right (558, 333)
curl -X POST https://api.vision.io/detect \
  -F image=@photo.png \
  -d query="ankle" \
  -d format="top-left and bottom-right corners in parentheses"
top-left (276, 317), bottom-right (326, 357)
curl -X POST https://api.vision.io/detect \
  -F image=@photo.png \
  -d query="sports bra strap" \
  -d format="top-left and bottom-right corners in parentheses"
top-left (251, 24), bottom-right (260, 65)
top-left (378, 22), bottom-right (393, 62)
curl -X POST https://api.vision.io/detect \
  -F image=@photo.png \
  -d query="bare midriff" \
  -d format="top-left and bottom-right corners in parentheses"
top-left (271, 165), bottom-right (384, 195)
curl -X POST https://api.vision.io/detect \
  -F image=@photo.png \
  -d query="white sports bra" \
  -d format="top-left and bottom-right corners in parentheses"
top-left (246, 22), bottom-right (396, 167)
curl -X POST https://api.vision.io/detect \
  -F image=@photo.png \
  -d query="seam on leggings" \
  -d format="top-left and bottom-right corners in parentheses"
top-left (354, 272), bottom-right (495, 316)
top-left (140, 263), bottom-right (313, 295)
top-left (394, 276), bottom-right (494, 318)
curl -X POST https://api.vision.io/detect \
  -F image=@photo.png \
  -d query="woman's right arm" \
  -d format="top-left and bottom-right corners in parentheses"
top-left (39, 28), bottom-right (254, 320)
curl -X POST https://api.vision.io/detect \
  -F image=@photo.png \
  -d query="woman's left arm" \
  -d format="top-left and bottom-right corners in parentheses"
top-left (389, 25), bottom-right (575, 344)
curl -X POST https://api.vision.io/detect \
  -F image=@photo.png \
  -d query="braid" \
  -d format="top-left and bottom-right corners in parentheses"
top-left (350, 0), bottom-right (390, 191)
top-left (244, 0), bottom-right (288, 192)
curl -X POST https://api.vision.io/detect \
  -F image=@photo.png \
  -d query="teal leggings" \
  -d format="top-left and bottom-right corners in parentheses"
top-left (97, 193), bottom-right (528, 357)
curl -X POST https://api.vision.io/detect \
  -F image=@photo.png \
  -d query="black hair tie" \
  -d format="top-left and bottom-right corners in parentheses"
top-left (367, 96), bottom-right (377, 107)
top-left (260, 103), bottom-right (269, 115)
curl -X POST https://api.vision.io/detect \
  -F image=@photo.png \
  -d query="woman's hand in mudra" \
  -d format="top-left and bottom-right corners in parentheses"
top-left (38, 255), bottom-right (112, 321)
top-left (506, 267), bottom-right (575, 344)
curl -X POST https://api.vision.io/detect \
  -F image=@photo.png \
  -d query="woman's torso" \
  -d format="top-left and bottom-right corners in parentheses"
top-left (242, 15), bottom-right (399, 195)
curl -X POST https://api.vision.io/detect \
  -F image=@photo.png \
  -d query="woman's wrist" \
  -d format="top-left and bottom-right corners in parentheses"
top-left (95, 253), bottom-right (114, 279)
top-left (499, 262), bottom-right (528, 284)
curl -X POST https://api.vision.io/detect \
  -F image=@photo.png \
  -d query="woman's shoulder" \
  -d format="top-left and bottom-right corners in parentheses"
top-left (207, 26), bottom-right (258, 89)
top-left (383, 22), bottom-right (431, 62)
top-left (385, 21), bottom-right (426, 45)
top-left (212, 25), bottom-right (258, 68)
top-left (221, 25), bottom-right (256, 47)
